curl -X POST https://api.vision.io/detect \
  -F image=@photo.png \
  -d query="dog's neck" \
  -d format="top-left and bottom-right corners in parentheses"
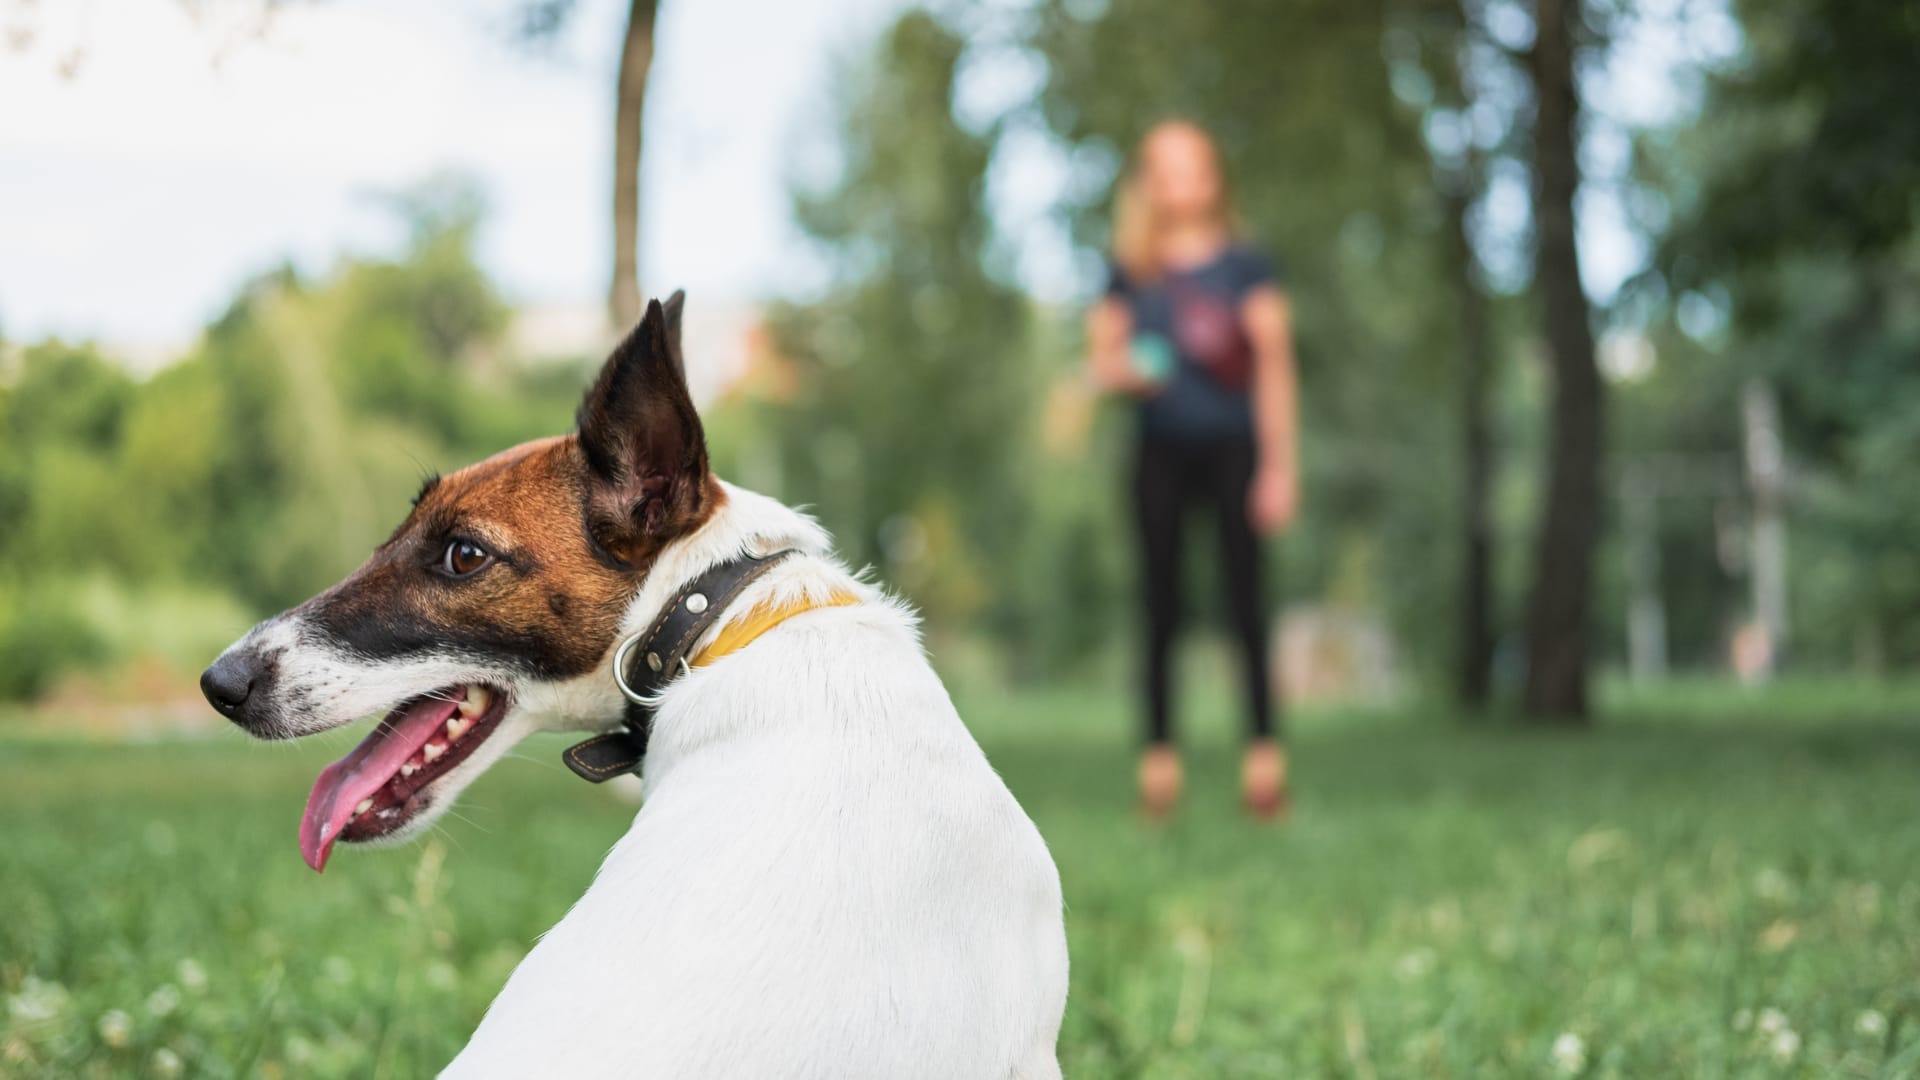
top-left (613, 480), bottom-right (839, 641)
top-left (514, 479), bottom-right (870, 741)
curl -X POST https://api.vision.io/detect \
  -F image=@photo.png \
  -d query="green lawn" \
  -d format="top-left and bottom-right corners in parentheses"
top-left (3, 682), bottom-right (1918, 1078)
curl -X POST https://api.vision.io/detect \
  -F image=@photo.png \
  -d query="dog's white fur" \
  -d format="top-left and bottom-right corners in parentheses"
top-left (255, 482), bottom-right (1068, 1077)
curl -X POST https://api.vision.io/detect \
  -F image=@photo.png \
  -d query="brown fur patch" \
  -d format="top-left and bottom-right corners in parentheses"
top-left (300, 435), bottom-right (725, 680)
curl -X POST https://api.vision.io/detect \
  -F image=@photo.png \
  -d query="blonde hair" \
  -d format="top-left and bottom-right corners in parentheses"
top-left (1111, 120), bottom-right (1242, 283)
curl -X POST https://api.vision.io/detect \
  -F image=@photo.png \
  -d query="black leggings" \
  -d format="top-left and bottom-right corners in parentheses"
top-left (1132, 435), bottom-right (1275, 746)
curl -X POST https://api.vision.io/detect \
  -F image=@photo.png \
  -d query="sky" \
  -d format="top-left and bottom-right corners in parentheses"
top-left (0, 0), bottom-right (907, 350)
top-left (0, 0), bottom-right (1721, 357)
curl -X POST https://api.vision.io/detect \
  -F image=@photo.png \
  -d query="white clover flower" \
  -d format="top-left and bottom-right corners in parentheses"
top-left (5, 976), bottom-right (70, 1023)
top-left (151, 1047), bottom-right (183, 1078)
top-left (176, 958), bottom-right (207, 994)
top-left (1857, 1009), bottom-right (1888, 1038)
top-left (97, 1009), bottom-right (133, 1049)
top-left (1769, 1027), bottom-right (1800, 1063)
top-left (1756, 1007), bottom-right (1789, 1036)
top-left (286, 1034), bottom-right (318, 1066)
top-left (1393, 948), bottom-right (1434, 982)
top-left (145, 984), bottom-right (180, 1018)
top-left (1550, 1032), bottom-right (1587, 1074)
top-left (1753, 867), bottom-right (1792, 901)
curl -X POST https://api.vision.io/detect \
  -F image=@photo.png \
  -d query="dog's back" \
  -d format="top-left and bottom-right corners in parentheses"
top-left (448, 552), bottom-right (1067, 1078)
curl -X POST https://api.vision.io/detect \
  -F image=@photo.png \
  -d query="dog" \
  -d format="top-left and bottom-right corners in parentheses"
top-left (200, 293), bottom-right (1069, 1078)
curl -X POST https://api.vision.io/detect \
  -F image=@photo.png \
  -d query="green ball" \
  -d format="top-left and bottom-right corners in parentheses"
top-left (1129, 333), bottom-right (1174, 382)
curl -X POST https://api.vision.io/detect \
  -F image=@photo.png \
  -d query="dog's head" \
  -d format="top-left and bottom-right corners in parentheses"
top-left (201, 292), bottom-right (718, 871)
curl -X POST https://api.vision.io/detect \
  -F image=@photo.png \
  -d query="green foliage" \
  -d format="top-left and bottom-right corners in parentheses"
top-left (4, 1), bottom-right (1917, 703)
top-left (0, 580), bottom-right (106, 700)
top-left (0, 179), bottom-right (581, 697)
top-left (0, 344), bottom-right (145, 574)
top-left (115, 359), bottom-right (228, 579)
top-left (760, 12), bottom-right (1072, 663)
top-left (756, 1), bottom-right (1538, 682)
top-left (1028, 0), bottom-right (1486, 681)
top-left (5, 341), bottom-right (135, 452)
top-left (1671, 0), bottom-right (1920, 271)
top-left (332, 178), bottom-right (510, 444)
top-left (1651, 0), bottom-right (1920, 669)
top-left (4, 688), bottom-right (1918, 1075)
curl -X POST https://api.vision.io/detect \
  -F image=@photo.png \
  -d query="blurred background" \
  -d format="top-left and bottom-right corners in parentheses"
top-left (3, 1), bottom-right (1918, 1077)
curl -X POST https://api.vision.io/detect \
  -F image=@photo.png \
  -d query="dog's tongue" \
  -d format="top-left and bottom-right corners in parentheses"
top-left (299, 695), bottom-right (461, 873)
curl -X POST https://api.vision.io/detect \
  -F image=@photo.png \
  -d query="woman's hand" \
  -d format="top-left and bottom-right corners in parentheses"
top-left (1089, 358), bottom-right (1164, 399)
top-left (1086, 298), bottom-right (1163, 399)
top-left (1241, 287), bottom-right (1298, 536)
top-left (1247, 461), bottom-right (1297, 536)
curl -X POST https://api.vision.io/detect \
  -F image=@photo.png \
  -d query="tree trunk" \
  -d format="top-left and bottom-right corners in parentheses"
top-left (1521, 0), bottom-right (1603, 723)
top-left (1741, 378), bottom-right (1788, 674)
top-left (609, 0), bottom-right (659, 331)
top-left (1449, 178), bottom-right (1497, 709)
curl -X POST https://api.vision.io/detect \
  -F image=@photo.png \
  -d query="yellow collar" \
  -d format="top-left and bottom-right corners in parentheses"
top-left (690, 590), bottom-right (859, 668)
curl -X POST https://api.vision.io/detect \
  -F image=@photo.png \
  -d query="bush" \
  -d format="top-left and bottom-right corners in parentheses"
top-left (0, 581), bottom-right (107, 701)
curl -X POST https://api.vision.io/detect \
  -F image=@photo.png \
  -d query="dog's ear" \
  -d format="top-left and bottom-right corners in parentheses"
top-left (577, 291), bottom-right (710, 566)
top-left (660, 288), bottom-right (687, 383)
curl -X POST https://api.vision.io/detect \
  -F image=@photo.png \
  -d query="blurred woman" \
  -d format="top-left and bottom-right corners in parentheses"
top-left (1085, 120), bottom-right (1299, 819)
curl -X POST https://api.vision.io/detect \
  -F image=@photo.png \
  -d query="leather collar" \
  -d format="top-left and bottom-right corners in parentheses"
top-left (562, 549), bottom-right (799, 783)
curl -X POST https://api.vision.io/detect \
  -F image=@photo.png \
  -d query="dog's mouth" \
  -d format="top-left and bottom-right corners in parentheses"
top-left (299, 684), bottom-right (509, 872)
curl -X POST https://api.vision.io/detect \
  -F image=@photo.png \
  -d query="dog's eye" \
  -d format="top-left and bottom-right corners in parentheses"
top-left (437, 540), bottom-right (493, 578)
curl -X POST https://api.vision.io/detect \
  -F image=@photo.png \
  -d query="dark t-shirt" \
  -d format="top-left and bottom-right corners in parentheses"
top-left (1105, 243), bottom-right (1281, 442)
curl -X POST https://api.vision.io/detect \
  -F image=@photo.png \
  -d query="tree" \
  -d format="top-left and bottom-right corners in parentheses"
top-left (1519, 0), bottom-right (1604, 722)
top-left (515, 0), bottom-right (661, 329)
top-left (334, 176), bottom-right (509, 447)
top-left (762, 11), bottom-right (1038, 643)
top-left (1654, 0), bottom-right (1920, 668)
top-left (609, 0), bottom-right (661, 327)
top-left (1447, 150), bottom-right (1500, 707)
top-left (1407, 0), bottom-right (1518, 708)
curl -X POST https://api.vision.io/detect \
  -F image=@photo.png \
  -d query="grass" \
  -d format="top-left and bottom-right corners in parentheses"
top-left (3, 680), bottom-right (1919, 1078)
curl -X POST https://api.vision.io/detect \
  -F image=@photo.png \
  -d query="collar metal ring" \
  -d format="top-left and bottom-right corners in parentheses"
top-left (611, 632), bottom-right (650, 705)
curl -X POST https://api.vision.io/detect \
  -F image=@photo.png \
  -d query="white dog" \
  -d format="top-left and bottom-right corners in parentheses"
top-left (201, 292), bottom-right (1069, 1077)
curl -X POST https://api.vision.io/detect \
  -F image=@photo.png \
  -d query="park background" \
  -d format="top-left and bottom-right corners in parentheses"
top-left (2, 0), bottom-right (1917, 1076)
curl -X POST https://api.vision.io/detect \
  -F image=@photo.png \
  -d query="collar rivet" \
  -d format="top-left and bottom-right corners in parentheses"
top-left (646, 651), bottom-right (663, 672)
top-left (686, 593), bottom-right (709, 614)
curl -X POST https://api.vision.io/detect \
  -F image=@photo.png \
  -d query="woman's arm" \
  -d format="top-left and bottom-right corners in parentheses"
top-left (1242, 285), bottom-right (1299, 535)
top-left (1086, 297), bottom-right (1156, 397)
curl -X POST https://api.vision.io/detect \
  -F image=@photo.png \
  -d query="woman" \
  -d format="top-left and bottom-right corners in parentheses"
top-left (1085, 120), bottom-right (1299, 819)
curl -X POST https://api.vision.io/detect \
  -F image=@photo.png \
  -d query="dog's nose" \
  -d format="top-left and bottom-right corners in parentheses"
top-left (200, 651), bottom-right (258, 718)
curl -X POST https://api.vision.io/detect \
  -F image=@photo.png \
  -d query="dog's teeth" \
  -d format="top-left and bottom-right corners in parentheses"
top-left (446, 716), bottom-right (472, 742)
top-left (422, 742), bottom-right (445, 763)
top-left (353, 798), bottom-right (374, 817)
top-left (400, 761), bottom-right (420, 778)
top-left (457, 685), bottom-right (492, 718)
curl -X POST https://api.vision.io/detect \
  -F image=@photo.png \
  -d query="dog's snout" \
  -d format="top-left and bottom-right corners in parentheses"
top-left (200, 650), bottom-right (261, 719)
